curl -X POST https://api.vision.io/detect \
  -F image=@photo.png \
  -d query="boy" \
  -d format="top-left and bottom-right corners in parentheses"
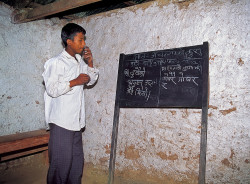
top-left (42, 23), bottom-right (99, 184)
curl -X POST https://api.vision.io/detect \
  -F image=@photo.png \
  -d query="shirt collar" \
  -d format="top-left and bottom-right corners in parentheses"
top-left (62, 49), bottom-right (82, 63)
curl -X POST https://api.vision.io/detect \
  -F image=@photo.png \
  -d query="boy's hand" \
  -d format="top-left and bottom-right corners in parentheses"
top-left (83, 46), bottom-right (93, 68)
top-left (70, 74), bottom-right (90, 87)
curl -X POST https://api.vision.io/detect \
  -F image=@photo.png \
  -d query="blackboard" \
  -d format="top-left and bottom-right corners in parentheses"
top-left (109, 42), bottom-right (209, 184)
top-left (117, 43), bottom-right (208, 108)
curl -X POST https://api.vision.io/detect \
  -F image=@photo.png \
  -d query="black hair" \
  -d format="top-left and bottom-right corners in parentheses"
top-left (61, 23), bottom-right (86, 47)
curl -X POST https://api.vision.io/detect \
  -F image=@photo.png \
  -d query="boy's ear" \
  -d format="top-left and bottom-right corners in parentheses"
top-left (67, 39), bottom-right (72, 46)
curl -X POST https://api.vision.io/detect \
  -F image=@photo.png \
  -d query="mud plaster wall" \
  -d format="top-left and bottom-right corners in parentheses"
top-left (0, 0), bottom-right (249, 183)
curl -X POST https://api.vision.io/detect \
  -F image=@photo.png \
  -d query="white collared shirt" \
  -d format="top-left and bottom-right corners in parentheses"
top-left (42, 49), bottom-right (99, 131)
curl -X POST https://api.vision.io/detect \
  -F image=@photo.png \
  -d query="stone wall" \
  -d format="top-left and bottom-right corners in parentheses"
top-left (0, 0), bottom-right (249, 183)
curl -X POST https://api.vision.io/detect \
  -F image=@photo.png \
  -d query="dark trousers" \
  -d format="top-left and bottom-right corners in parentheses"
top-left (47, 124), bottom-right (84, 184)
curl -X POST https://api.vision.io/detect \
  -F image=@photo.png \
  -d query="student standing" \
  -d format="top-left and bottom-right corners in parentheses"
top-left (42, 23), bottom-right (99, 184)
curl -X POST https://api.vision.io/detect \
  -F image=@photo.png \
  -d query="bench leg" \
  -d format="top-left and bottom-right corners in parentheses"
top-left (43, 149), bottom-right (49, 166)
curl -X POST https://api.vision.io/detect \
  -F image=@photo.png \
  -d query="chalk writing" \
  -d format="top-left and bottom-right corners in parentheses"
top-left (126, 79), bottom-right (154, 101)
top-left (119, 43), bottom-right (207, 108)
top-left (124, 67), bottom-right (146, 78)
top-left (162, 76), bottom-right (177, 86)
top-left (132, 50), bottom-right (186, 60)
top-left (130, 60), bottom-right (139, 67)
top-left (185, 49), bottom-right (202, 59)
top-left (182, 65), bottom-right (194, 71)
top-left (177, 72), bottom-right (199, 86)
top-left (135, 88), bottom-right (151, 101)
top-left (178, 76), bottom-right (199, 86)
top-left (145, 79), bottom-right (158, 87)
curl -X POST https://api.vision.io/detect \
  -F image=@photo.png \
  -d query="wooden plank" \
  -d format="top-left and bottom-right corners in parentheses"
top-left (124, 1), bottom-right (137, 6)
top-left (198, 42), bottom-right (209, 184)
top-left (0, 129), bottom-right (49, 143)
top-left (1, 146), bottom-right (48, 161)
top-left (108, 54), bottom-right (125, 184)
top-left (0, 129), bottom-right (49, 154)
top-left (12, 0), bottom-right (102, 23)
top-left (108, 105), bottom-right (120, 184)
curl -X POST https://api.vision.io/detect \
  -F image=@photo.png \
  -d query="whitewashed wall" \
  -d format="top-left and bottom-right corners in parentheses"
top-left (0, 3), bottom-right (66, 135)
top-left (0, 0), bottom-right (249, 183)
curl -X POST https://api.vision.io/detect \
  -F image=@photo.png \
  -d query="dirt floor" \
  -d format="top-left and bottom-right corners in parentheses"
top-left (0, 152), bottom-right (195, 184)
top-left (0, 152), bottom-right (162, 184)
top-left (0, 152), bottom-right (110, 184)
top-left (0, 152), bottom-right (112, 184)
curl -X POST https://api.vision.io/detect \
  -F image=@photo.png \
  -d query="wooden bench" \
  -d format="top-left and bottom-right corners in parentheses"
top-left (0, 129), bottom-right (50, 162)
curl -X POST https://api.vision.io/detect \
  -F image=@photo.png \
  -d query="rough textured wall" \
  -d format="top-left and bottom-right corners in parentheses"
top-left (0, 4), bottom-right (45, 135)
top-left (79, 0), bottom-right (250, 183)
top-left (0, 0), bottom-right (249, 183)
top-left (0, 3), bottom-right (66, 135)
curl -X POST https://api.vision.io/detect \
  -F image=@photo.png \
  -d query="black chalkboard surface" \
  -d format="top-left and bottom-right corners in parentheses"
top-left (109, 42), bottom-right (209, 184)
top-left (117, 42), bottom-right (208, 108)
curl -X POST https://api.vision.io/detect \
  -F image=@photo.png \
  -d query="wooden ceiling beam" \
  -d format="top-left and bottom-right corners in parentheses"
top-left (123, 1), bottom-right (137, 6)
top-left (12, 0), bottom-right (102, 24)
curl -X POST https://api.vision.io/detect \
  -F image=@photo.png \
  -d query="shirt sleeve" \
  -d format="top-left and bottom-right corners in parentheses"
top-left (42, 58), bottom-right (72, 98)
top-left (87, 66), bottom-right (99, 86)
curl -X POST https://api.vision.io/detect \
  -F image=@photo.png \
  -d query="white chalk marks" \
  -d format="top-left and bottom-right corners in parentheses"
top-left (119, 45), bottom-right (206, 108)
top-left (123, 48), bottom-right (202, 101)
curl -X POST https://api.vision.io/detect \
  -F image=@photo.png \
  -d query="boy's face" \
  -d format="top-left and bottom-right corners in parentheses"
top-left (66, 32), bottom-right (86, 56)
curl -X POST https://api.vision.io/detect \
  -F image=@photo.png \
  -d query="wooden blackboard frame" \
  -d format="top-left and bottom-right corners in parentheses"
top-left (108, 42), bottom-right (209, 184)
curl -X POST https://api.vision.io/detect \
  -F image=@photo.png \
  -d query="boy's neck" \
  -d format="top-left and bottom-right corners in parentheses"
top-left (65, 47), bottom-right (75, 57)
top-left (65, 47), bottom-right (79, 61)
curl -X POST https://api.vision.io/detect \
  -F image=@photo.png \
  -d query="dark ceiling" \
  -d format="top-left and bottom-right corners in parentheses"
top-left (1, 0), bottom-right (153, 22)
